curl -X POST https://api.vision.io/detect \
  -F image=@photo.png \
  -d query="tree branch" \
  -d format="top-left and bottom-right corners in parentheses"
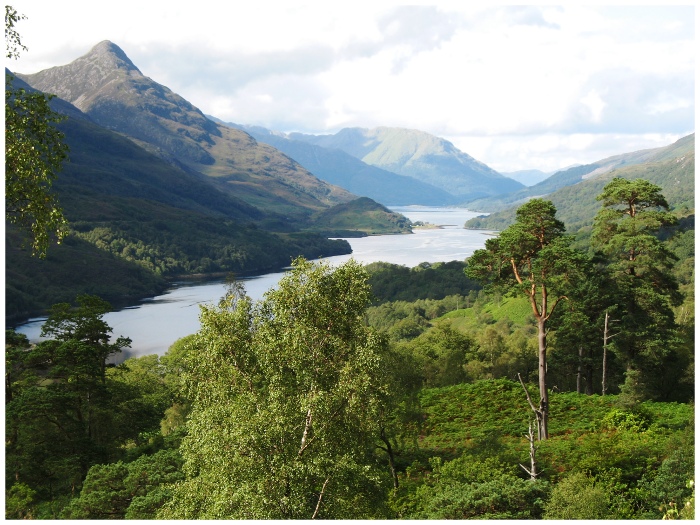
top-left (311, 477), bottom-right (330, 519)
top-left (518, 373), bottom-right (538, 414)
top-left (298, 408), bottom-right (313, 457)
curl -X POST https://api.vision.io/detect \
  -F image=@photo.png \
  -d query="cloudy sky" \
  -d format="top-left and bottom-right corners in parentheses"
top-left (8, 2), bottom-right (695, 173)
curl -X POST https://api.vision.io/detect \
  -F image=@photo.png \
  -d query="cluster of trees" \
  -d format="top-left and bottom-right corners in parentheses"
top-left (366, 260), bottom-right (480, 303)
top-left (5, 295), bottom-right (181, 518)
top-left (464, 179), bottom-right (690, 439)
top-left (70, 220), bottom-right (350, 277)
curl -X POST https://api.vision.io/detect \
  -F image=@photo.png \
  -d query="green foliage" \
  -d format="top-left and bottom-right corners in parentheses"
top-left (5, 482), bottom-right (37, 519)
top-left (592, 178), bottom-right (684, 401)
top-left (60, 449), bottom-right (184, 519)
top-left (309, 196), bottom-right (413, 235)
top-left (5, 297), bottom-right (180, 517)
top-left (5, 6), bottom-right (69, 257)
top-left (635, 444), bottom-right (695, 519)
top-left (398, 455), bottom-right (549, 519)
top-left (601, 408), bottom-right (650, 432)
top-left (543, 472), bottom-right (613, 519)
top-left (160, 258), bottom-right (395, 519)
top-left (400, 322), bottom-right (474, 387)
top-left (366, 260), bottom-right (480, 304)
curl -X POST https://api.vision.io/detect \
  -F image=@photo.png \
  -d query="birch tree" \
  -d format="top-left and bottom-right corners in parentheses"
top-left (5, 6), bottom-right (69, 257)
top-left (160, 258), bottom-right (393, 519)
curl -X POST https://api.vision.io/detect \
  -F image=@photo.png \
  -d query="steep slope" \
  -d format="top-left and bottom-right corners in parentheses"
top-left (17, 41), bottom-right (354, 222)
top-left (465, 134), bottom-right (695, 232)
top-left (224, 123), bottom-right (458, 206)
top-left (289, 127), bottom-right (524, 202)
top-left (5, 75), bottom-right (355, 322)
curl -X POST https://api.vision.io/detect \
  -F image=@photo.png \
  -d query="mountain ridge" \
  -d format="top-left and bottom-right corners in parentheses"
top-left (17, 41), bottom-right (356, 219)
top-left (219, 121), bottom-right (460, 206)
top-left (6, 42), bottom-right (415, 322)
top-left (463, 135), bottom-right (695, 213)
top-left (464, 133), bottom-right (695, 231)
top-left (287, 126), bottom-right (525, 202)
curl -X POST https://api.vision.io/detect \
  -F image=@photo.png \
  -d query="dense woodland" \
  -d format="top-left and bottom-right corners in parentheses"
top-left (5, 177), bottom-right (694, 519)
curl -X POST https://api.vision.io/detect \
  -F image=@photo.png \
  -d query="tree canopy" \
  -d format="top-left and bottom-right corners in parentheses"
top-left (160, 258), bottom-right (395, 519)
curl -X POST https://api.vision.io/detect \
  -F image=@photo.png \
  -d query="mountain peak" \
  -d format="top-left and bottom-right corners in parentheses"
top-left (86, 40), bottom-right (141, 73)
top-left (17, 40), bottom-right (143, 111)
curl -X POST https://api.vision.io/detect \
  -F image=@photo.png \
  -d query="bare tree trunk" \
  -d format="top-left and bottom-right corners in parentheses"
top-left (299, 408), bottom-right (312, 457)
top-left (602, 311), bottom-right (618, 396)
top-left (518, 373), bottom-right (546, 441)
top-left (519, 421), bottom-right (539, 481)
top-left (536, 318), bottom-right (549, 440)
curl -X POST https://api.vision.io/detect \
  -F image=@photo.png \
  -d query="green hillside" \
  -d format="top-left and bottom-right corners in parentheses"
top-left (309, 197), bottom-right (413, 236)
top-left (465, 135), bottom-right (694, 232)
top-left (5, 108), bottom-right (352, 322)
top-left (463, 136), bottom-right (691, 213)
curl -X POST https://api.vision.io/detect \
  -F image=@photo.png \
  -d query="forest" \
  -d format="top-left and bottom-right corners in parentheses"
top-left (5, 178), bottom-right (694, 519)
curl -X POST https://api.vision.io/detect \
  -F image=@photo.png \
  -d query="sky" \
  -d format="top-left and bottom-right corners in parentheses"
top-left (7, 1), bottom-right (696, 174)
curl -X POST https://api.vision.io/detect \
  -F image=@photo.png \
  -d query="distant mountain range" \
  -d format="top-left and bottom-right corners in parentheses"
top-left (213, 121), bottom-right (459, 206)
top-left (464, 134), bottom-right (695, 214)
top-left (287, 126), bottom-right (525, 203)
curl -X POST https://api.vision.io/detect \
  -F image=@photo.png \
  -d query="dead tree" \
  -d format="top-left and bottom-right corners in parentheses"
top-left (518, 373), bottom-right (546, 441)
top-left (602, 311), bottom-right (620, 396)
top-left (519, 420), bottom-right (540, 481)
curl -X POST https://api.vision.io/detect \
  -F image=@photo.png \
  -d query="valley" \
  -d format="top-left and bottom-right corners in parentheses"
top-left (5, 29), bottom-right (695, 521)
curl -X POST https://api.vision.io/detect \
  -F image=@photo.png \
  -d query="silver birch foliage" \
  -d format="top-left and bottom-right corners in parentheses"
top-left (160, 258), bottom-right (392, 519)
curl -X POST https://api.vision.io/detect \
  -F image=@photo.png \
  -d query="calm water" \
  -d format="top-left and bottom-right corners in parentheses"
top-left (15, 206), bottom-right (493, 361)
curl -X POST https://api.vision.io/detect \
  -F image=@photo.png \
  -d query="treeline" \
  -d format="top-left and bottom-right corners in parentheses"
top-left (366, 260), bottom-right (481, 303)
top-left (5, 213), bottom-right (350, 322)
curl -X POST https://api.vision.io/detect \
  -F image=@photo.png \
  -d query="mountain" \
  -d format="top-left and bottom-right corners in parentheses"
top-left (500, 169), bottom-right (552, 187)
top-left (465, 134), bottom-right (695, 232)
top-left (217, 122), bottom-right (458, 206)
top-left (464, 137), bottom-right (694, 213)
top-left (6, 42), bottom-right (412, 322)
top-left (5, 74), bottom-right (354, 321)
top-left (288, 127), bottom-right (525, 202)
top-left (16, 41), bottom-right (357, 223)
